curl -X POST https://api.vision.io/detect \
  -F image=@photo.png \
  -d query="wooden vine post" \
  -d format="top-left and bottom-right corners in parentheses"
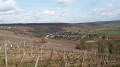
top-left (20, 52), bottom-right (25, 63)
top-left (34, 55), bottom-right (40, 67)
top-left (23, 41), bottom-right (26, 51)
top-left (40, 46), bottom-right (43, 61)
top-left (64, 48), bottom-right (67, 67)
top-left (95, 50), bottom-right (97, 65)
top-left (34, 46), bottom-right (43, 67)
top-left (30, 43), bottom-right (33, 56)
top-left (20, 41), bottom-right (26, 64)
top-left (4, 41), bottom-right (8, 66)
top-left (82, 50), bottom-right (87, 67)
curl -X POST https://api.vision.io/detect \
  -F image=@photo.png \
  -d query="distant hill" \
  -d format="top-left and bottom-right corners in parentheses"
top-left (0, 20), bottom-right (120, 37)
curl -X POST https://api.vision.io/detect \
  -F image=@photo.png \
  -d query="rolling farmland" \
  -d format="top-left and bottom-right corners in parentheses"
top-left (0, 20), bottom-right (120, 67)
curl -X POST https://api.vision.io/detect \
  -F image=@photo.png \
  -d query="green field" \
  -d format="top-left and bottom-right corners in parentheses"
top-left (87, 31), bottom-right (120, 35)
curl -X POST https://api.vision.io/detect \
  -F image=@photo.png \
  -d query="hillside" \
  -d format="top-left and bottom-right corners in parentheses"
top-left (0, 20), bottom-right (119, 42)
top-left (0, 20), bottom-right (120, 36)
top-left (0, 20), bottom-right (120, 67)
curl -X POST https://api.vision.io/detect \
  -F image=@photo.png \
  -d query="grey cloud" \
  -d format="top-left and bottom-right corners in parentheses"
top-left (56, 0), bottom-right (75, 4)
top-left (0, 0), bottom-right (22, 13)
top-left (0, 9), bottom-right (71, 23)
top-left (91, 4), bottom-right (120, 17)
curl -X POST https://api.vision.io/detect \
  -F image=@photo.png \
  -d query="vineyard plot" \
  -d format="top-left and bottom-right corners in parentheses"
top-left (0, 40), bottom-right (120, 67)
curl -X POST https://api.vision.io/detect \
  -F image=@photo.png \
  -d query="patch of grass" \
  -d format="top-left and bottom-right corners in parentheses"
top-left (19, 63), bottom-right (34, 67)
top-left (88, 31), bottom-right (120, 35)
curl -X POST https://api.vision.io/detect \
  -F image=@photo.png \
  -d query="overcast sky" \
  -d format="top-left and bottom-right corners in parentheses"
top-left (0, 0), bottom-right (120, 23)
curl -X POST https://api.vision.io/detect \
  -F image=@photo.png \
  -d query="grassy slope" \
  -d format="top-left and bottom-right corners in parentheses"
top-left (84, 31), bottom-right (120, 35)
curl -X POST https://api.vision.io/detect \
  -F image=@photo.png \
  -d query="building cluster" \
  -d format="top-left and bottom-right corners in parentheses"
top-left (45, 31), bottom-right (79, 40)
